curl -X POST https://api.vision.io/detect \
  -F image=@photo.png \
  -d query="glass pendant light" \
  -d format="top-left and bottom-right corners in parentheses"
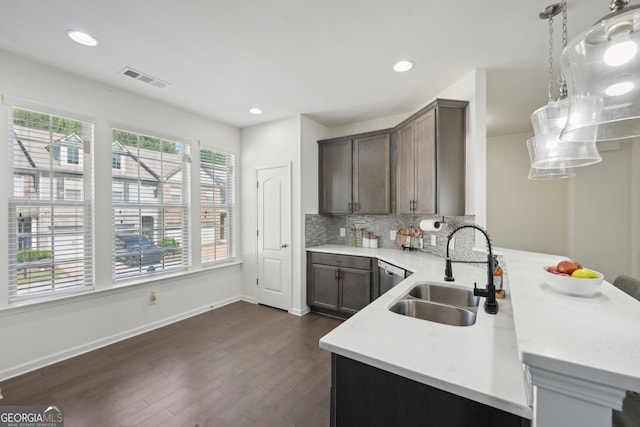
top-left (527, 138), bottom-right (576, 180)
top-left (530, 1), bottom-right (602, 170)
top-left (560, 0), bottom-right (640, 142)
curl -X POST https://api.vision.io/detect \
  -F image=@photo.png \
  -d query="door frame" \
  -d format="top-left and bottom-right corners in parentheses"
top-left (255, 162), bottom-right (292, 311)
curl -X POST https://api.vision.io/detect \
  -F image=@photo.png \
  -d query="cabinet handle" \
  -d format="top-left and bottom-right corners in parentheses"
top-left (413, 200), bottom-right (417, 212)
top-left (355, 202), bottom-right (359, 212)
top-left (348, 202), bottom-right (352, 211)
top-left (335, 269), bottom-right (340, 280)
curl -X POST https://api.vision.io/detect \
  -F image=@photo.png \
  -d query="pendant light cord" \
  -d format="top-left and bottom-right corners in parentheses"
top-left (547, 15), bottom-right (555, 100)
top-left (558, 0), bottom-right (568, 100)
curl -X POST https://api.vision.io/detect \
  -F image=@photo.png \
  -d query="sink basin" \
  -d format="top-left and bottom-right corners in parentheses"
top-left (408, 283), bottom-right (479, 309)
top-left (389, 299), bottom-right (477, 326)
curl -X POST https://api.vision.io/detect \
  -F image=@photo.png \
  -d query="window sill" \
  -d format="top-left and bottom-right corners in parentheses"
top-left (0, 260), bottom-right (243, 317)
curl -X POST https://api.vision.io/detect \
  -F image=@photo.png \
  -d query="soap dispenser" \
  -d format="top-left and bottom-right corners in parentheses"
top-left (493, 256), bottom-right (505, 299)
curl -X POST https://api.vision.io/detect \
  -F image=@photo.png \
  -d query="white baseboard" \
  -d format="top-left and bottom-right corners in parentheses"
top-left (240, 296), bottom-right (257, 304)
top-left (0, 296), bottom-right (242, 382)
top-left (289, 306), bottom-right (310, 316)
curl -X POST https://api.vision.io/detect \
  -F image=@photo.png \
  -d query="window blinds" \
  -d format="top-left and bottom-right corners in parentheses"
top-left (112, 129), bottom-right (190, 279)
top-left (8, 107), bottom-right (94, 300)
top-left (200, 148), bottom-right (235, 263)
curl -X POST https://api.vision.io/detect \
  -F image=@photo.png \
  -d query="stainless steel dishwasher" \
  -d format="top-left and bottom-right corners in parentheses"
top-left (378, 260), bottom-right (412, 296)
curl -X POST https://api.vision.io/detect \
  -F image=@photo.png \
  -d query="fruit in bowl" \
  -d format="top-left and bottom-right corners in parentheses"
top-left (543, 260), bottom-right (604, 296)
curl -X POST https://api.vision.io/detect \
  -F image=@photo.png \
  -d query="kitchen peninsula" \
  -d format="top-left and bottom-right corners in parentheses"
top-left (310, 245), bottom-right (640, 427)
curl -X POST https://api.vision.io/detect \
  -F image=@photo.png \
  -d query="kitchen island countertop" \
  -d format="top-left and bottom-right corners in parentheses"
top-left (311, 244), bottom-right (640, 422)
top-left (310, 244), bottom-right (532, 419)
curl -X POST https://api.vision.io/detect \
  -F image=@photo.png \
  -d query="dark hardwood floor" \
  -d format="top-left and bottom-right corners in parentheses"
top-left (0, 301), bottom-right (342, 427)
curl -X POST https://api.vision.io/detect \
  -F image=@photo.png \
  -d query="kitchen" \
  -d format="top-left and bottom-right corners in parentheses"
top-left (0, 1), bottom-right (639, 426)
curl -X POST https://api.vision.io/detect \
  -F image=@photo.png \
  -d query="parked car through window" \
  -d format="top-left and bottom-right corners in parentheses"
top-left (114, 235), bottom-right (164, 268)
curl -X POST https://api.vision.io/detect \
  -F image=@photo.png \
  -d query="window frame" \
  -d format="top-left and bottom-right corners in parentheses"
top-left (111, 126), bottom-right (191, 281)
top-left (199, 146), bottom-right (235, 265)
top-left (7, 100), bottom-right (95, 302)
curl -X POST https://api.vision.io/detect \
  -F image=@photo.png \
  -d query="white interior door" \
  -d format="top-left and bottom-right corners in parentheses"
top-left (256, 164), bottom-right (291, 311)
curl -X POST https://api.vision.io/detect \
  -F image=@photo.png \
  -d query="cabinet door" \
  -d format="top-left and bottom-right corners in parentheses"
top-left (353, 134), bottom-right (391, 214)
top-left (339, 267), bottom-right (371, 315)
top-left (413, 110), bottom-right (436, 214)
top-left (319, 140), bottom-right (353, 214)
top-left (310, 264), bottom-right (339, 310)
top-left (396, 122), bottom-right (416, 214)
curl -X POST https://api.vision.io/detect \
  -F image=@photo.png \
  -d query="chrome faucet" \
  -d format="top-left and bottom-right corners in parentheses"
top-left (444, 224), bottom-right (498, 315)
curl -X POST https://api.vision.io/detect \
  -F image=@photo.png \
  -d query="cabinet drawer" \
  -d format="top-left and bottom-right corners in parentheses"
top-left (310, 253), bottom-right (372, 270)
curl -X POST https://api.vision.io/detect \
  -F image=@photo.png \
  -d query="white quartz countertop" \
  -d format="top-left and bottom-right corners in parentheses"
top-left (504, 248), bottom-right (640, 393)
top-left (310, 244), bottom-right (532, 419)
top-left (311, 244), bottom-right (640, 420)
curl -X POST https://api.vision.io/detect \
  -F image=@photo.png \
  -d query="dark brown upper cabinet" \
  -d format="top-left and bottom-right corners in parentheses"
top-left (396, 99), bottom-right (468, 216)
top-left (318, 130), bottom-right (391, 215)
top-left (317, 98), bottom-right (467, 216)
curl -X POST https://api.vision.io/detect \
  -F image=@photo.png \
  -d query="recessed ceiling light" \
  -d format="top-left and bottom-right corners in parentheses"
top-left (393, 60), bottom-right (414, 72)
top-left (249, 107), bottom-right (263, 115)
top-left (66, 30), bottom-right (98, 47)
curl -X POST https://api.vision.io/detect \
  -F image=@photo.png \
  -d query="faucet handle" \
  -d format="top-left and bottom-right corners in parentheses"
top-left (473, 282), bottom-right (488, 297)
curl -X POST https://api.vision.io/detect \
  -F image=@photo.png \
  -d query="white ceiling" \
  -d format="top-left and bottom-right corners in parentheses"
top-left (0, 0), bottom-right (608, 136)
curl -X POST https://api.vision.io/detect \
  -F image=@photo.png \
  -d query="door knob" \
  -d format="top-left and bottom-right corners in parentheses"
top-left (281, 243), bottom-right (288, 248)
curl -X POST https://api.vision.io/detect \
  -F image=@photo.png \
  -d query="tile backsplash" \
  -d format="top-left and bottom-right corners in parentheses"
top-left (305, 213), bottom-right (488, 262)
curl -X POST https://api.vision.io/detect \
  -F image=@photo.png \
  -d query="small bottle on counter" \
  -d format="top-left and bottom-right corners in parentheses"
top-left (493, 256), bottom-right (505, 299)
top-left (369, 235), bottom-right (378, 248)
top-left (362, 231), bottom-right (370, 248)
top-left (348, 229), bottom-right (356, 247)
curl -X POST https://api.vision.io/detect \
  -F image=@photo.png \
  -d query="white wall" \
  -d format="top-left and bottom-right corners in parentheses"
top-left (0, 50), bottom-right (243, 381)
top-left (434, 70), bottom-right (487, 229)
top-left (328, 113), bottom-right (408, 139)
top-left (301, 116), bottom-right (329, 215)
top-left (570, 141), bottom-right (636, 280)
top-left (632, 140), bottom-right (640, 278)
top-left (487, 132), bottom-right (570, 256)
top-left (300, 116), bottom-right (330, 309)
top-left (486, 131), bottom-right (639, 280)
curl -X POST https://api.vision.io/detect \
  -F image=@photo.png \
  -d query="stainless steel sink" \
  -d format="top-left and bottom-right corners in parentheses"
top-left (389, 299), bottom-right (477, 326)
top-left (408, 283), bottom-right (479, 310)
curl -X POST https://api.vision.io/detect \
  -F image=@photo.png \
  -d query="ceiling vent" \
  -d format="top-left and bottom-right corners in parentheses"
top-left (119, 67), bottom-right (170, 89)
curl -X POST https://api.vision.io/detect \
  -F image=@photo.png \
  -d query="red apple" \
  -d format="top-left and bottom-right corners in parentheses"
top-left (556, 260), bottom-right (583, 275)
top-left (546, 266), bottom-right (559, 274)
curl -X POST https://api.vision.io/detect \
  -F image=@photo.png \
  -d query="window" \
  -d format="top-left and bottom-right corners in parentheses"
top-left (8, 107), bottom-right (94, 300)
top-left (200, 148), bottom-right (235, 263)
top-left (112, 152), bottom-right (121, 169)
top-left (67, 147), bottom-right (79, 164)
top-left (112, 129), bottom-right (190, 278)
top-left (64, 178), bottom-right (82, 201)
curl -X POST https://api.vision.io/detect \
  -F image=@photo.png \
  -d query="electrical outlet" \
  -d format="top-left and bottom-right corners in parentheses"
top-left (149, 291), bottom-right (157, 305)
top-left (431, 235), bottom-right (436, 246)
top-left (390, 230), bottom-right (396, 240)
top-left (340, 227), bottom-right (346, 237)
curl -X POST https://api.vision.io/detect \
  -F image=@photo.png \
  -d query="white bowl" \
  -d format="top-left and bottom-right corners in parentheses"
top-left (542, 267), bottom-right (604, 297)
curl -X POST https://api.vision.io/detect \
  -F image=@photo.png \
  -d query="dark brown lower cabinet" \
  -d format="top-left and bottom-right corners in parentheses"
top-left (331, 354), bottom-right (531, 427)
top-left (308, 252), bottom-right (374, 319)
